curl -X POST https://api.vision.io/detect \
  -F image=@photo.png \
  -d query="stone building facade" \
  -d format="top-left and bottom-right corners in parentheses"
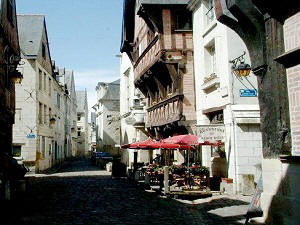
top-left (188, 0), bottom-right (262, 194)
top-left (76, 90), bottom-right (89, 157)
top-left (94, 80), bottom-right (120, 155)
top-left (119, 52), bottom-right (149, 169)
top-left (13, 15), bottom-right (66, 172)
top-left (56, 68), bottom-right (78, 157)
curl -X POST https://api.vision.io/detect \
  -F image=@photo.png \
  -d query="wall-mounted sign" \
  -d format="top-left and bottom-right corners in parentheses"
top-left (27, 133), bottom-right (36, 139)
top-left (196, 125), bottom-right (225, 143)
top-left (240, 89), bottom-right (257, 97)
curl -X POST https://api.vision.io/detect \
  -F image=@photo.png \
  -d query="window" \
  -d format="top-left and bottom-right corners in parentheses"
top-left (204, 42), bottom-right (216, 76)
top-left (138, 43), bottom-right (142, 57)
top-left (57, 93), bottom-right (61, 109)
top-left (39, 69), bottom-right (42, 90)
top-left (176, 13), bottom-right (192, 31)
top-left (78, 131), bottom-right (81, 136)
top-left (205, 0), bottom-right (215, 26)
top-left (49, 108), bottom-right (52, 127)
top-left (207, 110), bottom-right (224, 124)
top-left (42, 136), bottom-right (46, 158)
top-left (15, 108), bottom-right (22, 121)
top-left (44, 105), bottom-right (47, 125)
top-left (12, 145), bottom-right (21, 157)
top-left (147, 30), bottom-right (155, 44)
top-left (7, 0), bottom-right (13, 24)
top-left (48, 78), bottom-right (52, 96)
top-left (44, 73), bottom-right (47, 91)
top-left (39, 102), bottom-right (43, 124)
top-left (77, 115), bottom-right (81, 121)
top-left (42, 43), bottom-right (46, 59)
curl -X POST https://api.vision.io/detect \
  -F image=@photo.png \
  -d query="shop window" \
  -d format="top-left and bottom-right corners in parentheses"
top-left (12, 145), bottom-right (21, 157)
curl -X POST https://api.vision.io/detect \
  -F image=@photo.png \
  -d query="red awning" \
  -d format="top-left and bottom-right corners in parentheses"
top-left (122, 135), bottom-right (224, 150)
top-left (163, 134), bottom-right (199, 145)
top-left (121, 138), bottom-right (158, 149)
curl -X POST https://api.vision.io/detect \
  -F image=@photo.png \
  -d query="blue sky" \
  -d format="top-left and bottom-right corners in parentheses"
top-left (16, 0), bottom-right (123, 112)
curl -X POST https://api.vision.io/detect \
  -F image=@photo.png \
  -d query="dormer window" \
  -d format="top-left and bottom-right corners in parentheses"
top-left (42, 43), bottom-right (46, 59)
top-left (205, 0), bottom-right (215, 26)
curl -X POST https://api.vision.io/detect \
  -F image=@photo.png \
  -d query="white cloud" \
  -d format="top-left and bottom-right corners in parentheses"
top-left (73, 68), bottom-right (120, 118)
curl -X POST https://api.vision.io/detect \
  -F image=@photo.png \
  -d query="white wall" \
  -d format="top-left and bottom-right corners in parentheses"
top-left (192, 2), bottom-right (262, 193)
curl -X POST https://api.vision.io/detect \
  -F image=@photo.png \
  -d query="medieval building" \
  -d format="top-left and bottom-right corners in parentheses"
top-left (121, 0), bottom-right (196, 140)
top-left (0, 0), bottom-right (21, 200)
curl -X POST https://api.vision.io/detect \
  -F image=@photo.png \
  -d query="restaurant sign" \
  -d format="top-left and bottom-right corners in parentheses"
top-left (196, 124), bottom-right (225, 142)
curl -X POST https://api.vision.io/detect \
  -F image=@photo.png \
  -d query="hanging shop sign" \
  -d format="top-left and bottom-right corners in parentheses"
top-left (240, 89), bottom-right (257, 97)
top-left (196, 124), bottom-right (225, 143)
top-left (27, 133), bottom-right (36, 139)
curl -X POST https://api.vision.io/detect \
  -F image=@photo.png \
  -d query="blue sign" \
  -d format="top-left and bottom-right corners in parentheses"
top-left (240, 89), bottom-right (257, 97)
top-left (27, 134), bottom-right (36, 139)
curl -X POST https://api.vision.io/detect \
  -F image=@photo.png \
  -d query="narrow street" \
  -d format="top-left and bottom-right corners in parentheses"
top-left (3, 159), bottom-right (251, 225)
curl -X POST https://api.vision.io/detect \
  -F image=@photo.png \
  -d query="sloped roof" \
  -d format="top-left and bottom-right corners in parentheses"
top-left (97, 79), bottom-right (120, 101)
top-left (76, 91), bottom-right (87, 113)
top-left (17, 15), bottom-right (45, 57)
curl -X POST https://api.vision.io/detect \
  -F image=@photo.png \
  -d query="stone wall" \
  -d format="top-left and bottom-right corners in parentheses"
top-left (284, 12), bottom-right (300, 155)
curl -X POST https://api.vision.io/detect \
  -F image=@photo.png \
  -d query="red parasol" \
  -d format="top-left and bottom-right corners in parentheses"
top-left (121, 138), bottom-right (158, 149)
top-left (163, 134), bottom-right (199, 145)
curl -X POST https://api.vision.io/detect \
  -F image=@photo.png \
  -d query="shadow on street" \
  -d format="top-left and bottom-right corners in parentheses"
top-left (3, 159), bottom-right (253, 225)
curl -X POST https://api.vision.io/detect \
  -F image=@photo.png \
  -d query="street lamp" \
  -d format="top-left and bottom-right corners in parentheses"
top-left (50, 117), bottom-right (56, 125)
top-left (230, 51), bottom-right (251, 77)
top-left (11, 71), bottom-right (23, 84)
top-left (233, 62), bottom-right (251, 77)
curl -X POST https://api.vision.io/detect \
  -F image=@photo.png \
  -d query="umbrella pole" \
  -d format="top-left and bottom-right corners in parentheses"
top-left (187, 149), bottom-right (190, 189)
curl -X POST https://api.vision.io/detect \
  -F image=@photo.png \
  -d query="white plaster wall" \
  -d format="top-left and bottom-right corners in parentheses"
top-left (192, 3), bottom-right (262, 192)
top-left (119, 53), bottom-right (149, 167)
top-left (14, 59), bottom-right (38, 164)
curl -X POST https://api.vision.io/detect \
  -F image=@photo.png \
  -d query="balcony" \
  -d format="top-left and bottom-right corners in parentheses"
top-left (134, 35), bottom-right (162, 80)
top-left (133, 112), bottom-right (145, 127)
top-left (146, 94), bottom-right (183, 127)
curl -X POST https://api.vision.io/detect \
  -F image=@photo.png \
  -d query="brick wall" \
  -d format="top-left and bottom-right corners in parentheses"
top-left (284, 12), bottom-right (300, 155)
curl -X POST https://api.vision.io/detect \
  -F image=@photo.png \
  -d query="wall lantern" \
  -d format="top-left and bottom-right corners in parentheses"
top-left (50, 117), bottom-right (56, 125)
top-left (230, 51), bottom-right (251, 77)
top-left (11, 71), bottom-right (23, 84)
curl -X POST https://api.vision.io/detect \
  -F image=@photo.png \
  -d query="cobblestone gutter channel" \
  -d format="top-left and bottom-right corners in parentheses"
top-left (2, 159), bottom-right (254, 225)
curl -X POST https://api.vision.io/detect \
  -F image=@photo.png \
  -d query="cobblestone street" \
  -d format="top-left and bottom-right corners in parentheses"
top-left (3, 159), bottom-right (252, 225)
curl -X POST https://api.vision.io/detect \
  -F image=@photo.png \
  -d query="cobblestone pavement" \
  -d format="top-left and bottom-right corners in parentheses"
top-left (3, 159), bottom-right (253, 225)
